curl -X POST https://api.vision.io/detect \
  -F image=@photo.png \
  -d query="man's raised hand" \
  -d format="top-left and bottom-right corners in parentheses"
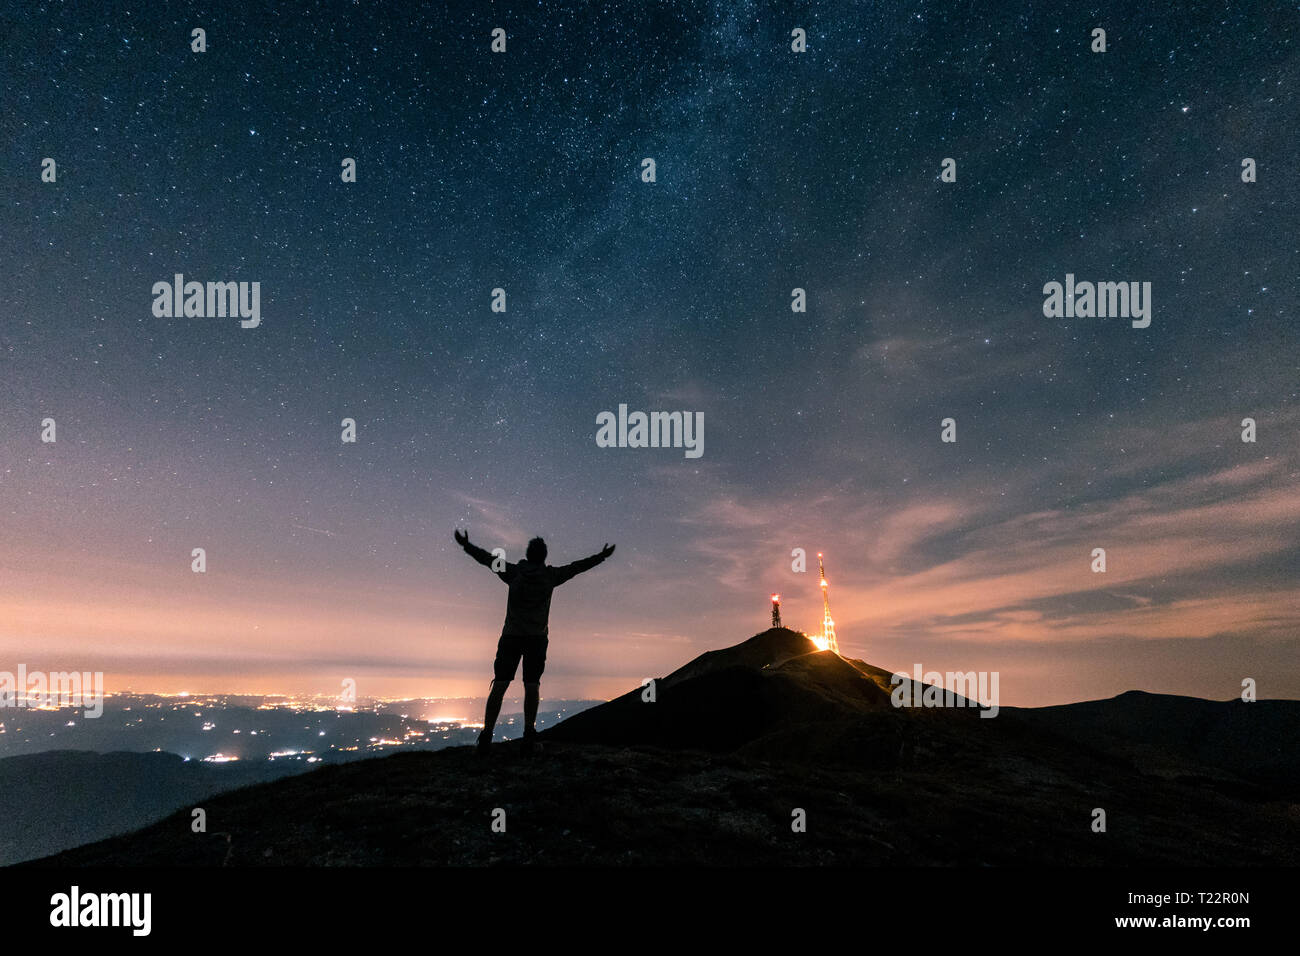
top-left (454, 528), bottom-right (469, 548)
top-left (600, 543), bottom-right (616, 558)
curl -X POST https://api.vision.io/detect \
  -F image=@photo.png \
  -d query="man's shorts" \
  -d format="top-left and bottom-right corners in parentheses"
top-left (493, 634), bottom-right (549, 683)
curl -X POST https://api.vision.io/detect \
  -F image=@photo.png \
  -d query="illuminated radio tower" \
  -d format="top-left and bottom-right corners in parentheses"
top-left (817, 552), bottom-right (839, 654)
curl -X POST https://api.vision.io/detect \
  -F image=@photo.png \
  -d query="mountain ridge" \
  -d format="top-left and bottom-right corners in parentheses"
top-left (25, 628), bottom-right (1300, 866)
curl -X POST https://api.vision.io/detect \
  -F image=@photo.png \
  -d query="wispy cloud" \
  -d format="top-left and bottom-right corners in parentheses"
top-left (449, 493), bottom-right (530, 547)
top-left (658, 421), bottom-right (1298, 664)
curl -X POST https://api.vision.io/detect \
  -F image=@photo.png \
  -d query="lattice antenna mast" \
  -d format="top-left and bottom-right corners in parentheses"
top-left (817, 552), bottom-right (839, 654)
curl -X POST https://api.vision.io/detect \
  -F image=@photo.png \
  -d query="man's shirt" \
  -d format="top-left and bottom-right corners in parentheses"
top-left (463, 544), bottom-right (607, 637)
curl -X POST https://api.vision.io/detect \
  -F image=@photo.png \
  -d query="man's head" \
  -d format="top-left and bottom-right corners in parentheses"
top-left (525, 537), bottom-right (547, 563)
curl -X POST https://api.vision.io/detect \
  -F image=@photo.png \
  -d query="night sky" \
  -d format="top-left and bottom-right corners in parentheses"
top-left (3, 1), bottom-right (1297, 705)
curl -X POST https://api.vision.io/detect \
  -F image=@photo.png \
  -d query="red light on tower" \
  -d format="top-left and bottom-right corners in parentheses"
top-left (770, 593), bottom-right (782, 628)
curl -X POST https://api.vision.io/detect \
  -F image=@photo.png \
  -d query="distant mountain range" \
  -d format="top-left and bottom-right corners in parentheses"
top-left (25, 629), bottom-right (1300, 866)
top-left (0, 751), bottom-right (309, 866)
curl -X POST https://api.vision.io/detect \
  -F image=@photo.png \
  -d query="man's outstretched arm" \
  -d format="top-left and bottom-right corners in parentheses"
top-left (453, 528), bottom-right (499, 570)
top-left (554, 543), bottom-right (615, 584)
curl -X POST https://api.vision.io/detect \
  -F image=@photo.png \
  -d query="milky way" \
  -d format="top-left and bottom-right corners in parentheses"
top-left (3, 1), bottom-right (1297, 704)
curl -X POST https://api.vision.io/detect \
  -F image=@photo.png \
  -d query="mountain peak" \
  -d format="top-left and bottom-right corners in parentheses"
top-left (543, 628), bottom-right (896, 754)
top-left (661, 626), bottom-right (817, 687)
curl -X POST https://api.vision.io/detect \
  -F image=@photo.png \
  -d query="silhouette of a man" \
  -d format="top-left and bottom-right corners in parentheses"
top-left (454, 529), bottom-right (614, 755)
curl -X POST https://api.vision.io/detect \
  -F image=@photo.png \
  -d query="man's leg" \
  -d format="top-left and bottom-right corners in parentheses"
top-left (481, 679), bottom-right (508, 743)
top-left (480, 636), bottom-right (521, 753)
top-left (523, 681), bottom-right (540, 735)
top-left (520, 636), bottom-right (547, 754)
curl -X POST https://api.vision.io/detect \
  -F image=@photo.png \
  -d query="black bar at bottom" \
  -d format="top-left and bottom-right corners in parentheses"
top-left (0, 865), bottom-right (1283, 942)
